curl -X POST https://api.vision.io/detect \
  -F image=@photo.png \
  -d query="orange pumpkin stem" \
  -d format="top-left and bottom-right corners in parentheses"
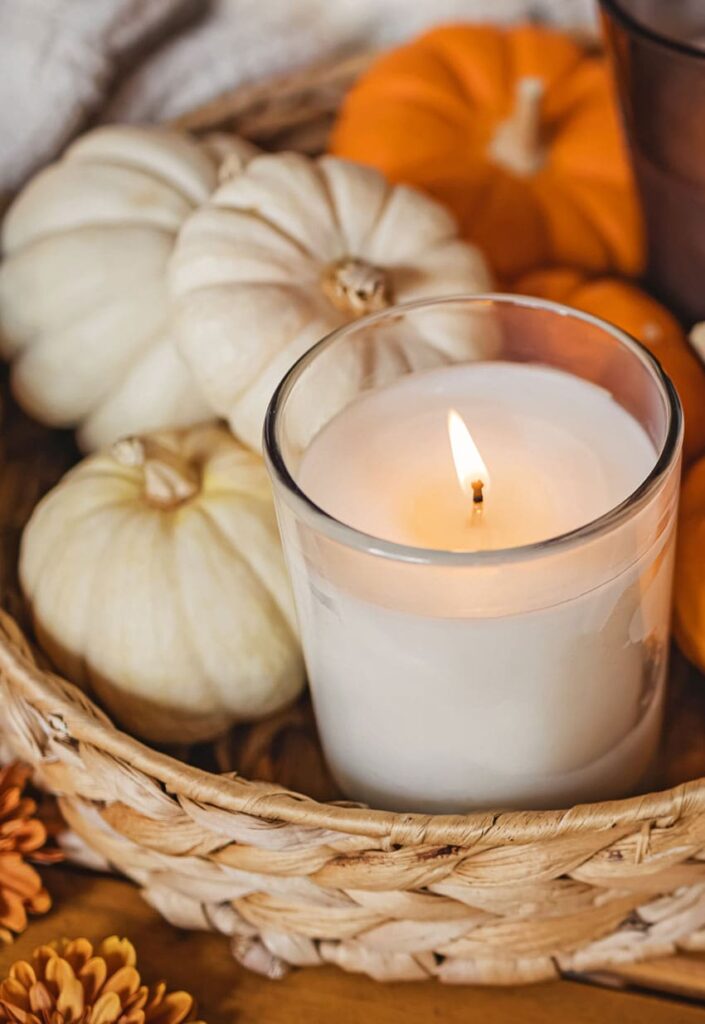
top-left (489, 76), bottom-right (546, 177)
top-left (112, 437), bottom-right (200, 510)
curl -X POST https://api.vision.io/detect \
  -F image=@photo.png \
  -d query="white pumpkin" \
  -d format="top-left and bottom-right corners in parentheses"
top-left (170, 152), bottom-right (495, 451)
top-left (0, 126), bottom-right (257, 451)
top-left (20, 424), bottom-right (304, 743)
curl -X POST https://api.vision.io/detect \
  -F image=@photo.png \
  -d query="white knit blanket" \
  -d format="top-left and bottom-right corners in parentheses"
top-left (0, 0), bottom-right (596, 195)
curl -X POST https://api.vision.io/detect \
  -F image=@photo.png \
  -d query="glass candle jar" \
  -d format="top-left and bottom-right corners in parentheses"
top-left (264, 296), bottom-right (682, 813)
top-left (601, 0), bottom-right (705, 322)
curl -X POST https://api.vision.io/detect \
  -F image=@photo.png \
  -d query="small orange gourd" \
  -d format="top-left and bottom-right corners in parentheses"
top-left (331, 24), bottom-right (643, 282)
top-left (514, 267), bottom-right (705, 465)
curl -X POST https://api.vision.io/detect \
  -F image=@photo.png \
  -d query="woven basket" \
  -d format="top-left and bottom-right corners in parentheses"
top-left (3, 53), bottom-right (705, 988)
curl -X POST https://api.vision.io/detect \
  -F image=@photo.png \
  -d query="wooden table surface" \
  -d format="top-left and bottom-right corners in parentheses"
top-left (3, 867), bottom-right (705, 1023)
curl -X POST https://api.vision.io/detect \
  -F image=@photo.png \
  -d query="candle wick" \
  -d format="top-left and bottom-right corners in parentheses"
top-left (469, 479), bottom-right (485, 522)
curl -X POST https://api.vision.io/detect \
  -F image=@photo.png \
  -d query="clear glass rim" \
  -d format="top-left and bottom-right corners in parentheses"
top-left (600, 0), bottom-right (705, 60)
top-left (263, 293), bottom-right (683, 568)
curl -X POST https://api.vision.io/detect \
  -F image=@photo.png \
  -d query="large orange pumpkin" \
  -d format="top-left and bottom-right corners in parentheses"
top-left (331, 24), bottom-right (643, 282)
top-left (515, 268), bottom-right (705, 465)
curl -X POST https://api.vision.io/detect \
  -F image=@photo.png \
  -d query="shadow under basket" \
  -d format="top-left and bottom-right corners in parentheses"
top-left (3, 56), bottom-right (705, 986)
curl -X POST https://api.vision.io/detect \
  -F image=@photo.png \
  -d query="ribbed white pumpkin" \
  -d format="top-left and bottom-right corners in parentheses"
top-left (170, 152), bottom-right (495, 451)
top-left (20, 424), bottom-right (304, 743)
top-left (0, 126), bottom-right (256, 451)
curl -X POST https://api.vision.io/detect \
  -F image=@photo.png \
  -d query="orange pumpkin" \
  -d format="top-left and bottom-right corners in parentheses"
top-left (675, 457), bottom-right (705, 673)
top-left (515, 268), bottom-right (705, 465)
top-left (330, 24), bottom-right (643, 282)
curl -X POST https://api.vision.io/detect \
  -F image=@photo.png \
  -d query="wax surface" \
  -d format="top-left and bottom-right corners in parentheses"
top-left (299, 363), bottom-right (657, 551)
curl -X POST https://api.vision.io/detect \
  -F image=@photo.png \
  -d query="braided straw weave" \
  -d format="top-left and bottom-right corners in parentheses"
top-left (2, 55), bottom-right (705, 987)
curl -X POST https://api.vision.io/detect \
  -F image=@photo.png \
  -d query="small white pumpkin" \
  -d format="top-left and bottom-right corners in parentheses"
top-left (20, 424), bottom-right (303, 743)
top-left (170, 152), bottom-right (495, 451)
top-left (0, 126), bottom-right (257, 451)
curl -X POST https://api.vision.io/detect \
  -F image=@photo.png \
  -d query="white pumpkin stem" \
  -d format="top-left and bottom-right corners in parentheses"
top-left (112, 437), bottom-right (200, 510)
top-left (690, 322), bottom-right (705, 363)
top-left (218, 153), bottom-right (244, 184)
top-left (321, 257), bottom-right (392, 317)
top-left (489, 76), bottom-right (546, 177)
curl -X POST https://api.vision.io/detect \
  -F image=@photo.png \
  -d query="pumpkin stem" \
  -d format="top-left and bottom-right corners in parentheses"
top-left (217, 150), bottom-right (251, 185)
top-left (690, 322), bottom-right (705, 364)
top-left (489, 76), bottom-right (545, 177)
top-left (321, 257), bottom-right (392, 317)
top-left (112, 437), bottom-right (200, 510)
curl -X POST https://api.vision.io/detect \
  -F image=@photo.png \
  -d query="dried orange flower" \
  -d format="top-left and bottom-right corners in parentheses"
top-left (0, 936), bottom-right (205, 1024)
top-left (0, 764), bottom-right (61, 944)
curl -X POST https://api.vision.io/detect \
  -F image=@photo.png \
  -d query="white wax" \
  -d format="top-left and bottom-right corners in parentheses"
top-left (300, 363), bottom-right (656, 551)
top-left (280, 362), bottom-right (677, 812)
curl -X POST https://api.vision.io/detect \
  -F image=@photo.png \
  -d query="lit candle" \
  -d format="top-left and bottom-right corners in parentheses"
top-left (266, 297), bottom-right (682, 812)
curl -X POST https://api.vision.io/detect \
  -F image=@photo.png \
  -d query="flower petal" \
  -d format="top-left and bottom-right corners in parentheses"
top-left (8, 961), bottom-right (35, 991)
top-left (124, 984), bottom-right (149, 1016)
top-left (0, 855), bottom-right (42, 899)
top-left (145, 991), bottom-right (196, 1024)
top-left (0, 890), bottom-right (28, 933)
top-left (54, 958), bottom-right (85, 1021)
top-left (88, 990), bottom-right (122, 1024)
top-left (79, 957), bottom-right (107, 1004)
top-left (0, 997), bottom-right (33, 1023)
top-left (28, 888), bottom-right (51, 916)
top-left (102, 965), bottom-right (140, 1001)
top-left (31, 945), bottom-right (57, 983)
top-left (1, 820), bottom-right (47, 855)
top-left (61, 938), bottom-right (93, 975)
top-left (28, 981), bottom-right (53, 1015)
top-left (97, 938), bottom-right (136, 975)
top-left (0, 977), bottom-right (31, 1009)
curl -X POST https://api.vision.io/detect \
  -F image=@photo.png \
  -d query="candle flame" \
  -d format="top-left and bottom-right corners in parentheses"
top-left (447, 408), bottom-right (490, 504)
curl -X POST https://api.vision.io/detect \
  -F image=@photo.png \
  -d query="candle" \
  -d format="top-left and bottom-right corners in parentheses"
top-left (265, 296), bottom-right (682, 813)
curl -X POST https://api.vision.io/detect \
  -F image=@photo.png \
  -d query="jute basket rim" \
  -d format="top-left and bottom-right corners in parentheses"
top-left (1, 618), bottom-right (698, 846)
